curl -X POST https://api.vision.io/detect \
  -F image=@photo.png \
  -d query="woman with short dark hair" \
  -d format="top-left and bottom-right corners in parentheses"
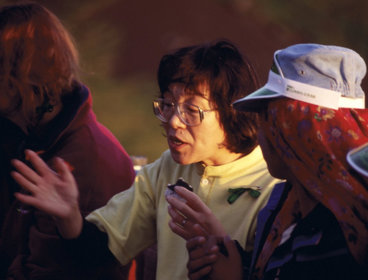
top-left (157, 40), bottom-right (260, 155)
top-left (11, 39), bottom-right (278, 280)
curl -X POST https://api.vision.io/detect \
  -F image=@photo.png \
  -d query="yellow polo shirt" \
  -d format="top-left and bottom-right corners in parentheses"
top-left (86, 146), bottom-right (279, 279)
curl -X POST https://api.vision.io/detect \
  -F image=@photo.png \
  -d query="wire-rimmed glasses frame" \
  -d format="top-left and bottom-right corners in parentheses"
top-left (153, 98), bottom-right (215, 126)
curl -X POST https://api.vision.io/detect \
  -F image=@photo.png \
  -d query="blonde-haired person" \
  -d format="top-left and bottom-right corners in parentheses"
top-left (171, 43), bottom-right (368, 279)
top-left (0, 2), bottom-right (135, 279)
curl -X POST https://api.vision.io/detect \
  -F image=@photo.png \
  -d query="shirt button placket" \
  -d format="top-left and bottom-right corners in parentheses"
top-left (201, 178), bottom-right (209, 185)
top-left (199, 177), bottom-right (213, 204)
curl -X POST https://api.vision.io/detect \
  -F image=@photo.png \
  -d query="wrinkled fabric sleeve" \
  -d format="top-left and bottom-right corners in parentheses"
top-left (86, 169), bottom-right (158, 265)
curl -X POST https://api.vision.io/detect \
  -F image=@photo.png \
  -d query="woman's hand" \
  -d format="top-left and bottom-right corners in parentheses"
top-left (187, 235), bottom-right (243, 280)
top-left (186, 235), bottom-right (219, 280)
top-left (209, 236), bottom-right (243, 280)
top-left (11, 149), bottom-right (83, 239)
top-left (166, 186), bottom-right (227, 240)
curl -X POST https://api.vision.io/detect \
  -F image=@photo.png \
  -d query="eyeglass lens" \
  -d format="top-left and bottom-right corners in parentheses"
top-left (154, 100), bottom-right (201, 126)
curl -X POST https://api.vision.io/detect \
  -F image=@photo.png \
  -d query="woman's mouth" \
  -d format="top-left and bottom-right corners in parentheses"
top-left (168, 136), bottom-right (186, 148)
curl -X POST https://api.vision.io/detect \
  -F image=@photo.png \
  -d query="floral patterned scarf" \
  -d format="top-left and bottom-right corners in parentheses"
top-left (252, 98), bottom-right (368, 279)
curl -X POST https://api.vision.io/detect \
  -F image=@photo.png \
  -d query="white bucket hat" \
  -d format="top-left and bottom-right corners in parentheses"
top-left (233, 43), bottom-right (366, 111)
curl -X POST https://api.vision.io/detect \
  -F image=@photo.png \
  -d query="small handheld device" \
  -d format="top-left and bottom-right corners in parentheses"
top-left (165, 178), bottom-right (193, 202)
top-left (167, 178), bottom-right (193, 192)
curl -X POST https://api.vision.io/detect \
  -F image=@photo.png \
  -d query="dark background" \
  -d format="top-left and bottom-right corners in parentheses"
top-left (3, 0), bottom-right (367, 161)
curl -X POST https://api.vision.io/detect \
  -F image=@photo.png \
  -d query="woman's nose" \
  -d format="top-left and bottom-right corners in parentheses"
top-left (168, 110), bottom-right (186, 128)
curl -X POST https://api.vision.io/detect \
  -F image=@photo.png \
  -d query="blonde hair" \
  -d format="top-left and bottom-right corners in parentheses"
top-left (0, 2), bottom-right (80, 126)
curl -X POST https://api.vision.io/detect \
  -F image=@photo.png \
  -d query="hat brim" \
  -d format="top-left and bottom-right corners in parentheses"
top-left (346, 143), bottom-right (368, 178)
top-left (233, 86), bottom-right (283, 112)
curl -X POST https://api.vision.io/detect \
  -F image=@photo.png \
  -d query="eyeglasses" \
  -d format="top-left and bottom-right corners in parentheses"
top-left (153, 98), bottom-right (215, 126)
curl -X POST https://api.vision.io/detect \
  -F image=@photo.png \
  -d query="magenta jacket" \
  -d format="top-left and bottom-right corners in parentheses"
top-left (0, 84), bottom-right (135, 279)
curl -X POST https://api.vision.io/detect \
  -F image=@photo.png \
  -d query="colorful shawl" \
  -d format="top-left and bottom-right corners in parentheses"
top-left (253, 98), bottom-right (368, 279)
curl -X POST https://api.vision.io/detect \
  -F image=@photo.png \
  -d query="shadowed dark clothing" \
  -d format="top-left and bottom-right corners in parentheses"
top-left (248, 182), bottom-right (368, 280)
top-left (0, 85), bottom-right (135, 280)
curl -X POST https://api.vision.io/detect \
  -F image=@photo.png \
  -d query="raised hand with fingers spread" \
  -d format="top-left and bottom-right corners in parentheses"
top-left (12, 150), bottom-right (83, 239)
